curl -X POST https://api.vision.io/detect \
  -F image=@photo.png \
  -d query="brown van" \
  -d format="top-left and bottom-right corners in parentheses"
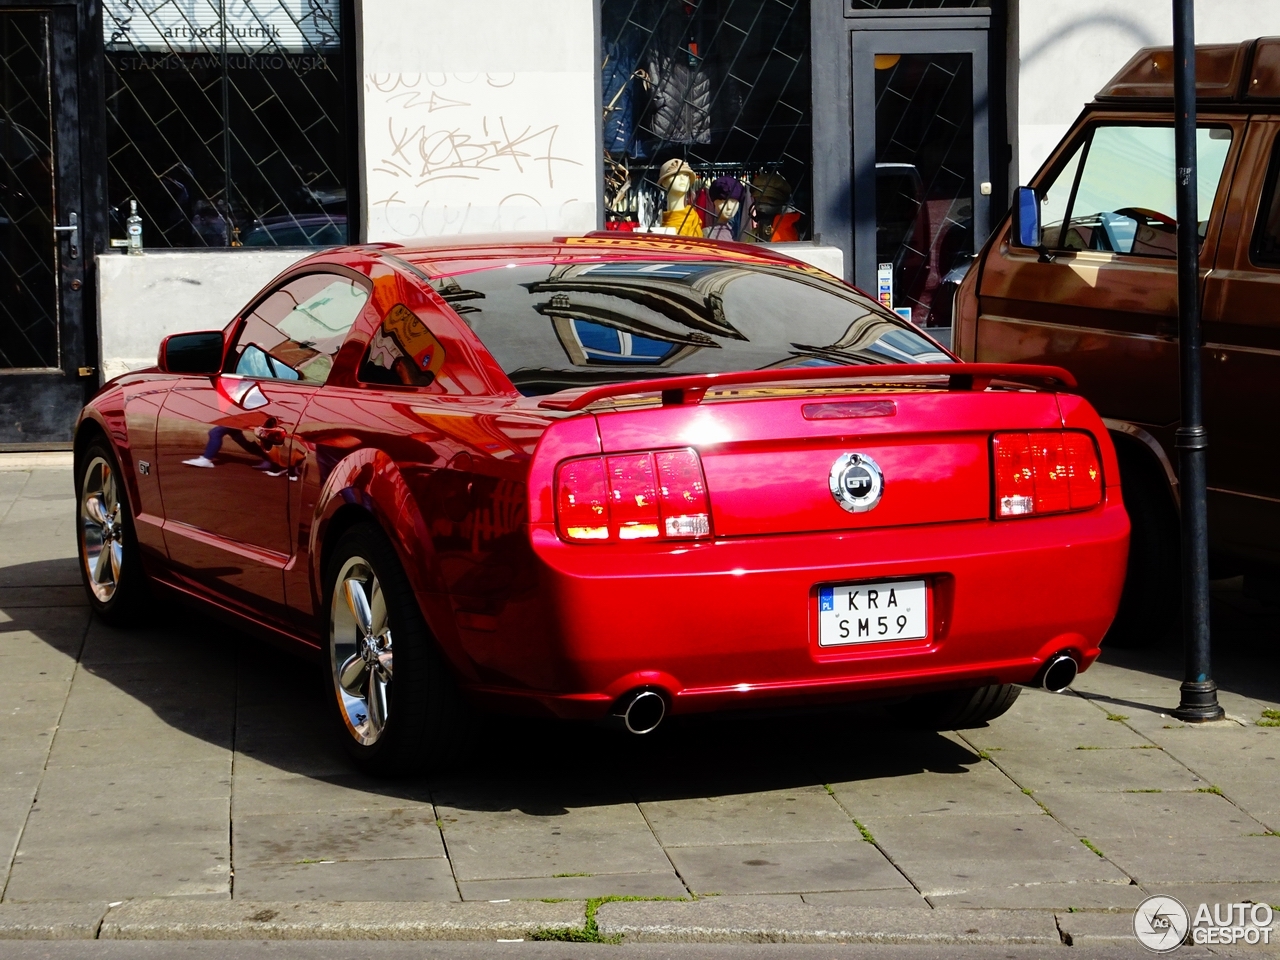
top-left (955, 38), bottom-right (1280, 643)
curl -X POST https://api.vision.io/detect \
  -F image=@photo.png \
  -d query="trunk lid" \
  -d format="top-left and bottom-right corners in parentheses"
top-left (591, 387), bottom-right (1064, 537)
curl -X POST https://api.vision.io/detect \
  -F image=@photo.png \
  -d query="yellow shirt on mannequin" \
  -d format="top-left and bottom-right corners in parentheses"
top-left (662, 208), bottom-right (703, 237)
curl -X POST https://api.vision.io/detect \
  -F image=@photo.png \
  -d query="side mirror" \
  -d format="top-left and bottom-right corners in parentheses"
top-left (159, 331), bottom-right (225, 375)
top-left (1011, 185), bottom-right (1041, 249)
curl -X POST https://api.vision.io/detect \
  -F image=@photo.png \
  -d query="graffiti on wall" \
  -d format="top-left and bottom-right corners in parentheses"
top-left (365, 72), bottom-right (596, 240)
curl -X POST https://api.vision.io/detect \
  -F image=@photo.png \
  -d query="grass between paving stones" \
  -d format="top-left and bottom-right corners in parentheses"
top-left (1196, 785), bottom-right (1224, 795)
top-left (530, 896), bottom-right (689, 943)
top-left (1079, 838), bottom-right (1106, 858)
top-left (1258, 709), bottom-right (1280, 727)
top-left (1124, 789), bottom-right (1162, 793)
top-left (1105, 713), bottom-right (1128, 722)
top-left (823, 784), bottom-right (877, 843)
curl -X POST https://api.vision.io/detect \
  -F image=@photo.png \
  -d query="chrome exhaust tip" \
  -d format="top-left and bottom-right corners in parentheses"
top-left (620, 690), bottom-right (666, 735)
top-left (1040, 653), bottom-right (1078, 693)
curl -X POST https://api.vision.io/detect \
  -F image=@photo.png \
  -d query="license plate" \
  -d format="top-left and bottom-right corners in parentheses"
top-left (817, 579), bottom-right (928, 647)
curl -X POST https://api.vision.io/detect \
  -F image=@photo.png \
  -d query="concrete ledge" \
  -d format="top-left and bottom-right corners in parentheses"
top-left (593, 901), bottom-right (1062, 944)
top-left (0, 902), bottom-right (108, 940)
top-left (98, 899), bottom-right (586, 941)
top-left (0, 451), bottom-right (74, 470)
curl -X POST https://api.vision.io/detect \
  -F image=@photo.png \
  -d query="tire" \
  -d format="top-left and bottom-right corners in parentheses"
top-left (323, 523), bottom-right (464, 777)
top-left (890, 684), bottom-right (1022, 731)
top-left (1104, 444), bottom-right (1181, 647)
top-left (75, 436), bottom-right (148, 626)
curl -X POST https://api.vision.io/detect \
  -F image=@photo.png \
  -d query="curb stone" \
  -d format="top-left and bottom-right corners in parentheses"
top-left (593, 901), bottom-right (1062, 944)
top-left (98, 899), bottom-right (586, 940)
top-left (0, 902), bottom-right (109, 940)
top-left (0, 899), bottom-right (1148, 945)
top-left (1053, 910), bottom-right (1136, 946)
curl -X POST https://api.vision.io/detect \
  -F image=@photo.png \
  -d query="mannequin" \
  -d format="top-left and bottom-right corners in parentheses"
top-left (706, 176), bottom-right (745, 241)
top-left (657, 158), bottom-right (703, 237)
top-left (746, 172), bottom-right (800, 242)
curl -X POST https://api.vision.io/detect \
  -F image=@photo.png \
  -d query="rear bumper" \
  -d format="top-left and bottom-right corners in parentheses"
top-left (485, 499), bottom-right (1129, 719)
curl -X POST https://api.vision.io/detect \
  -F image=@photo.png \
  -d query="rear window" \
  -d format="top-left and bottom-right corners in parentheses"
top-left (425, 260), bottom-right (950, 395)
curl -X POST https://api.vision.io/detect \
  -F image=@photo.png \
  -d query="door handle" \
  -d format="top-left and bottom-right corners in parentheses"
top-left (53, 211), bottom-right (78, 260)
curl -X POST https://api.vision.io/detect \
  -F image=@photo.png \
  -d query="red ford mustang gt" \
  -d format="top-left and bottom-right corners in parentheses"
top-left (75, 234), bottom-right (1129, 774)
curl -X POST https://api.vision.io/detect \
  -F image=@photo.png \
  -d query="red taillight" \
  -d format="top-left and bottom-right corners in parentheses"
top-left (556, 448), bottom-right (711, 542)
top-left (992, 430), bottom-right (1103, 519)
top-left (607, 454), bottom-right (660, 540)
top-left (556, 457), bottom-right (610, 540)
top-left (655, 448), bottom-right (711, 537)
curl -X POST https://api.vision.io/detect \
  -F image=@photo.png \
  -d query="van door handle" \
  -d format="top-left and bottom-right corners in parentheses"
top-left (53, 211), bottom-right (78, 260)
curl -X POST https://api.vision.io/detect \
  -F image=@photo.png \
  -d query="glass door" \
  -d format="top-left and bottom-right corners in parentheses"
top-left (851, 30), bottom-right (988, 329)
top-left (0, 6), bottom-right (88, 444)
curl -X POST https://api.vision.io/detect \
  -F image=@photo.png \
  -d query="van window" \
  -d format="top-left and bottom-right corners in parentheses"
top-left (1251, 133), bottom-right (1280, 267)
top-left (1039, 143), bottom-right (1083, 249)
top-left (1040, 125), bottom-right (1232, 256)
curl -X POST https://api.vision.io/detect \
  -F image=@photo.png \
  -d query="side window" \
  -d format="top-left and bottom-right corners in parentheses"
top-left (358, 303), bottom-right (447, 388)
top-left (1036, 141), bottom-right (1084, 249)
top-left (1250, 133), bottom-right (1280, 267)
top-left (1041, 125), bottom-right (1233, 256)
top-left (231, 273), bottom-right (370, 384)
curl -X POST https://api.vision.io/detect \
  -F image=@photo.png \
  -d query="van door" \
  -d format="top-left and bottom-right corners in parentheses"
top-left (1201, 118), bottom-right (1280, 567)
top-left (970, 115), bottom-right (1242, 441)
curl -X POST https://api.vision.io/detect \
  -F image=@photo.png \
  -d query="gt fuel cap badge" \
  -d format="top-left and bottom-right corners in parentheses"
top-left (829, 453), bottom-right (884, 513)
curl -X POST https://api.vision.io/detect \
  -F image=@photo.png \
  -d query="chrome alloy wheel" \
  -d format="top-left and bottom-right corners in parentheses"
top-left (330, 557), bottom-right (394, 746)
top-left (80, 456), bottom-right (124, 603)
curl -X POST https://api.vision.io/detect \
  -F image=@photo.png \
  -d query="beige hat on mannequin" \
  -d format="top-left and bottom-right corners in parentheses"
top-left (657, 158), bottom-right (696, 189)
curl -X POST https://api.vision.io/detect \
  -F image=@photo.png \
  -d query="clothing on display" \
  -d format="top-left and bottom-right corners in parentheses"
top-left (662, 207), bottom-right (704, 237)
top-left (600, 0), bottom-right (812, 242)
top-left (769, 211), bottom-right (802, 242)
top-left (602, 38), bottom-right (644, 157)
top-left (643, 52), bottom-right (711, 145)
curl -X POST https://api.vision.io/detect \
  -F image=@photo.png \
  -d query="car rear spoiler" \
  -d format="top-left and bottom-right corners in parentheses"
top-left (536, 363), bottom-right (1078, 411)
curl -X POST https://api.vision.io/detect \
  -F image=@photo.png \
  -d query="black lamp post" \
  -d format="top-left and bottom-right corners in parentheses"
top-left (1170, 0), bottom-right (1224, 723)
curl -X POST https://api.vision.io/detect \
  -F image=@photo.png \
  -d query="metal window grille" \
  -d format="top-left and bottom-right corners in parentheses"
top-left (848, 1), bottom-right (988, 9)
top-left (103, 0), bottom-right (351, 249)
top-left (1, 11), bottom-right (58, 369)
top-left (601, 0), bottom-right (811, 242)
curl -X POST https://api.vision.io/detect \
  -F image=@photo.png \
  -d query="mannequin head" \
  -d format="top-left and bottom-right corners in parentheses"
top-left (658, 158), bottom-right (697, 210)
top-left (714, 198), bottom-right (740, 223)
top-left (709, 176), bottom-right (746, 225)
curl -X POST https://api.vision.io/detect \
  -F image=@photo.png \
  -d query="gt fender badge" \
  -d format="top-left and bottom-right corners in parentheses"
top-left (829, 453), bottom-right (884, 513)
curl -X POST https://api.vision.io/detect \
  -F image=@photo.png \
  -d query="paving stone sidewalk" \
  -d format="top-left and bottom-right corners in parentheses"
top-left (1, 458), bottom-right (1278, 945)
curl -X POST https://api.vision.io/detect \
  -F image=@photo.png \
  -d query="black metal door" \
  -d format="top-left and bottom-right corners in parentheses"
top-left (0, 6), bottom-right (89, 444)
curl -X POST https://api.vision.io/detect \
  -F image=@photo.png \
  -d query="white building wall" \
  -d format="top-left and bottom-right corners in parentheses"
top-left (1017, 0), bottom-right (1280, 182)
top-left (359, 0), bottom-right (600, 241)
top-left (98, 251), bottom-right (309, 380)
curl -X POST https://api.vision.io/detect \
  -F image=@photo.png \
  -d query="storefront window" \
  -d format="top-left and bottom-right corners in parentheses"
top-left (103, 0), bottom-right (352, 248)
top-left (848, 1), bottom-right (988, 8)
top-left (600, 0), bottom-right (811, 242)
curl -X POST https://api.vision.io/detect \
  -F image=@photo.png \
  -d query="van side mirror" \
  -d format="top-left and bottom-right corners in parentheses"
top-left (1012, 186), bottom-right (1041, 249)
top-left (159, 331), bottom-right (225, 375)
